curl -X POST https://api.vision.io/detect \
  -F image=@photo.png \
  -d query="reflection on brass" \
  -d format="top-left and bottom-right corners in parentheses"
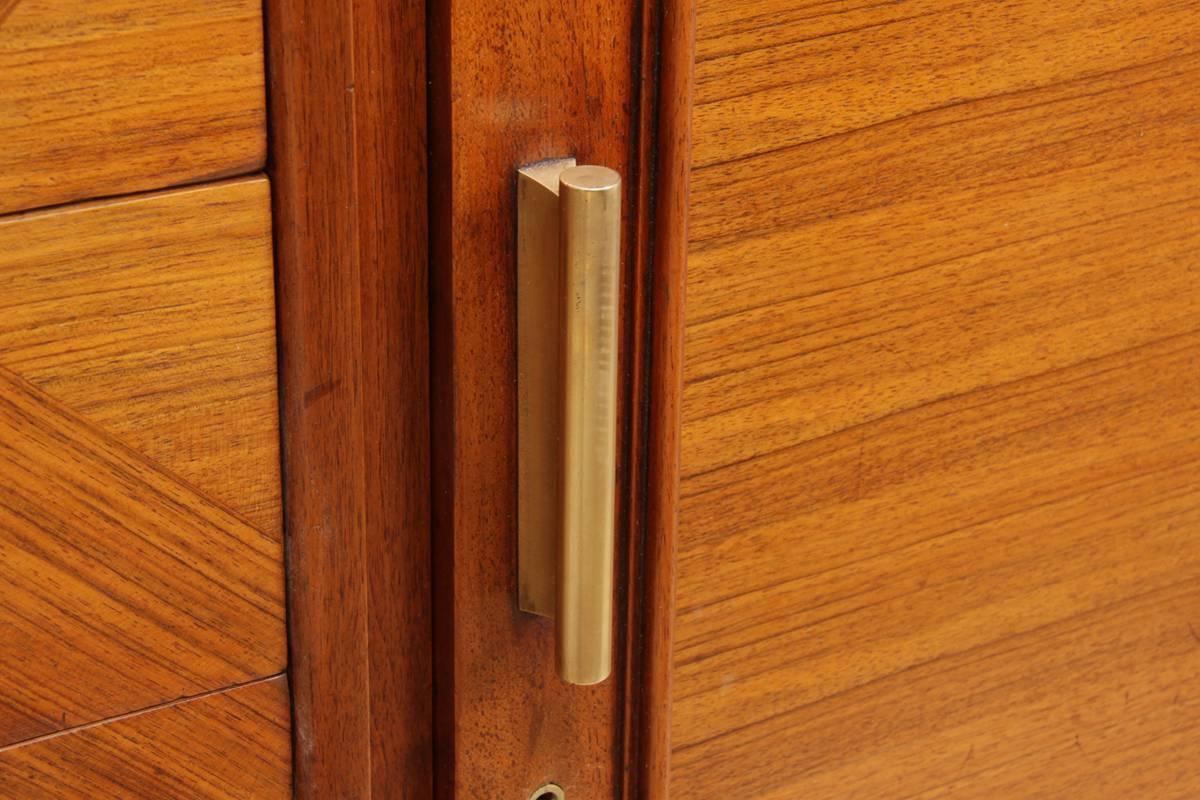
top-left (516, 159), bottom-right (621, 686)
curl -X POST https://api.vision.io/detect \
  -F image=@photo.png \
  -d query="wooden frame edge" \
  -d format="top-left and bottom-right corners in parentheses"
top-left (631, 0), bottom-right (695, 796)
top-left (265, 0), bottom-right (433, 796)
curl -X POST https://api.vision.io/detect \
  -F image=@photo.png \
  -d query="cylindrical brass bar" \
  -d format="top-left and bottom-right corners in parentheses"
top-left (557, 165), bottom-right (621, 685)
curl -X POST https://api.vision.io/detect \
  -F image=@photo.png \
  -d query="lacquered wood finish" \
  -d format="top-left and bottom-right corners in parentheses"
top-left (0, 676), bottom-right (291, 799)
top-left (0, 180), bottom-right (285, 746)
top-left (266, 0), bottom-right (432, 795)
top-left (0, 0), bottom-right (266, 215)
top-left (674, 1), bottom-right (1200, 797)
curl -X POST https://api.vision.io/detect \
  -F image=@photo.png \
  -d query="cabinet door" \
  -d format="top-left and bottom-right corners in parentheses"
top-left (673, 1), bottom-right (1200, 798)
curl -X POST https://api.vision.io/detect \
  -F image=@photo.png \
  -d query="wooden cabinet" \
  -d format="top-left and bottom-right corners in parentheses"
top-left (5, 0), bottom-right (1198, 797)
top-left (3, 0), bottom-right (433, 796)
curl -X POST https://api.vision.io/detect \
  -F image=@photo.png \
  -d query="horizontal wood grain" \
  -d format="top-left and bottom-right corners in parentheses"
top-left (0, 675), bottom-right (291, 799)
top-left (0, 0), bottom-right (266, 214)
top-left (691, 0), bottom-right (1197, 169)
top-left (0, 179), bottom-right (285, 747)
top-left (675, 0), bottom-right (1200, 797)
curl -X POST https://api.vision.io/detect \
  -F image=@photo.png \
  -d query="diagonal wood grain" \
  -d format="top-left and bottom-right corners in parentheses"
top-left (0, 0), bottom-right (265, 215)
top-left (0, 675), bottom-right (291, 799)
top-left (0, 364), bottom-right (286, 746)
top-left (0, 180), bottom-right (285, 747)
top-left (0, 178), bottom-right (281, 536)
top-left (675, 0), bottom-right (1200, 797)
top-left (0, 0), bottom-right (19, 28)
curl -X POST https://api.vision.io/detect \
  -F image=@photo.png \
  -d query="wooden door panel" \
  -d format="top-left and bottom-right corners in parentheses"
top-left (0, 676), bottom-right (291, 799)
top-left (674, 337), bottom-right (1200, 796)
top-left (675, 0), bottom-right (1200, 797)
top-left (0, 0), bottom-right (266, 215)
top-left (0, 180), bottom-right (285, 746)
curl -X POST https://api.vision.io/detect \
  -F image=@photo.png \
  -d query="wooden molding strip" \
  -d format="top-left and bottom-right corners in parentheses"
top-left (265, 0), bottom-right (432, 796)
top-left (630, 1), bottom-right (696, 797)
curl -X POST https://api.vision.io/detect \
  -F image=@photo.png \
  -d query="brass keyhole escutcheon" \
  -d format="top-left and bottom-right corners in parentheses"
top-left (529, 783), bottom-right (565, 800)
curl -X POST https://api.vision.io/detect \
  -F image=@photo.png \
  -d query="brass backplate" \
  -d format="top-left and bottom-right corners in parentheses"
top-left (516, 158), bottom-right (574, 617)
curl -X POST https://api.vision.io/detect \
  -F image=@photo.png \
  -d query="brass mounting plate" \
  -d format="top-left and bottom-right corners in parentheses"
top-left (516, 157), bottom-right (575, 618)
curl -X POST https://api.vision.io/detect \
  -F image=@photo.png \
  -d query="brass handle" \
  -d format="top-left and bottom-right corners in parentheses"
top-left (516, 158), bottom-right (621, 685)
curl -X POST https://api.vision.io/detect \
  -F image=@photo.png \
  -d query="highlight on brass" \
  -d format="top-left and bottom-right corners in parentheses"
top-left (516, 158), bottom-right (622, 686)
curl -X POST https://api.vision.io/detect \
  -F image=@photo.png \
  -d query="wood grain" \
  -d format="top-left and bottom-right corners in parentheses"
top-left (0, 675), bottom-right (291, 799)
top-left (0, 178), bottom-right (282, 534)
top-left (0, 0), bottom-right (265, 215)
top-left (674, 1), bottom-right (1200, 797)
top-left (427, 1), bottom-right (643, 796)
top-left (266, 0), bottom-right (432, 795)
top-left (0, 180), bottom-right (285, 746)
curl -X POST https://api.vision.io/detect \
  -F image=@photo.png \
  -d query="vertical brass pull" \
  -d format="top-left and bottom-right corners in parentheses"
top-left (516, 158), bottom-right (621, 686)
top-left (558, 165), bottom-right (621, 685)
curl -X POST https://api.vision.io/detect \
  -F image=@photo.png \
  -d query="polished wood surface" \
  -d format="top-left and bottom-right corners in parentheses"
top-left (0, 676), bottom-right (291, 799)
top-left (427, 0), bottom-right (645, 795)
top-left (674, 1), bottom-right (1200, 797)
top-left (0, 180), bottom-right (285, 746)
top-left (0, 0), bottom-right (266, 215)
top-left (267, 0), bottom-right (432, 794)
